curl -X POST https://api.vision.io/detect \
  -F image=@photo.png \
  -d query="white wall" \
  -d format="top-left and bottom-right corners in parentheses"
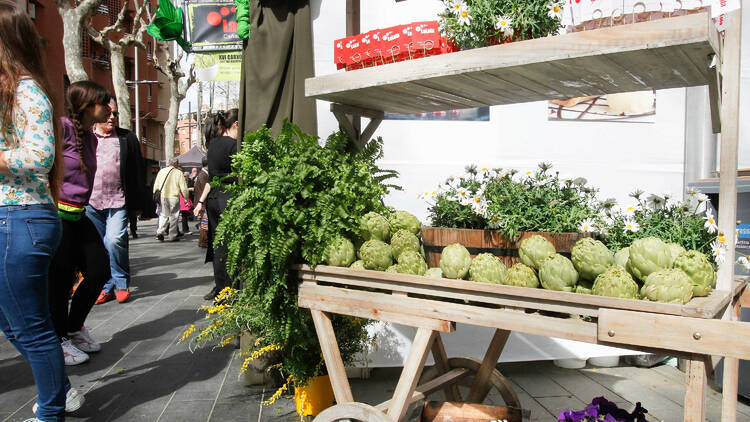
top-left (312, 1), bottom-right (687, 223)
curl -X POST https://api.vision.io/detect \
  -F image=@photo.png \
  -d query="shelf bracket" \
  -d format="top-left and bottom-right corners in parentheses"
top-left (331, 103), bottom-right (384, 150)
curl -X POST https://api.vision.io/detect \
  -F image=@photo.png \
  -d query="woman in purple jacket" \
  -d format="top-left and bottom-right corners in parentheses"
top-left (47, 81), bottom-right (112, 368)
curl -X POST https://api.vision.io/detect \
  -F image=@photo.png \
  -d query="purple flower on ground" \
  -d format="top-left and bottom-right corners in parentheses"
top-left (558, 397), bottom-right (650, 422)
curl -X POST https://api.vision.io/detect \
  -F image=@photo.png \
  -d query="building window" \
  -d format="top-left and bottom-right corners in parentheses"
top-left (147, 85), bottom-right (152, 102)
top-left (81, 34), bottom-right (91, 59)
top-left (181, 142), bottom-right (186, 148)
top-left (147, 41), bottom-right (153, 61)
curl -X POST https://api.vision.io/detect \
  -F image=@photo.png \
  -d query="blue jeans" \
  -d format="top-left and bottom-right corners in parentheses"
top-left (0, 204), bottom-right (69, 421)
top-left (85, 206), bottom-right (130, 292)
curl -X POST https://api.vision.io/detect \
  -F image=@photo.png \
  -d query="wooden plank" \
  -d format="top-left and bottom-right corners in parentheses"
top-left (375, 368), bottom-right (471, 412)
top-left (685, 358), bottom-right (707, 422)
top-left (598, 309), bottom-right (750, 360)
top-left (387, 327), bottom-right (436, 421)
top-left (310, 310), bottom-right (354, 404)
top-left (298, 282), bottom-right (598, 343)
top-left (306, 13), bottom-right (714, 113)
top-left (298, 265), bottom-right (737, 319)
top-left (419, 401), bottom-right (526, 422)
top-left (431, 334), bottom-right (462, 402)
top-left (466, 329), bottom-right (510, 403)
top-left (300, 282), bottom-right (454, 333)
top-left (330, 103), bottom-right (385, 120)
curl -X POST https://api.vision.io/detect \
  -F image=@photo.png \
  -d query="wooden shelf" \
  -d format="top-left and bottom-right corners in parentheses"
top-left (306, 13), bottom-right (717, 114)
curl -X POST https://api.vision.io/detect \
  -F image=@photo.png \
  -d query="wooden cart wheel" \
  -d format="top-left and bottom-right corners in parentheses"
top-left (420, 356), bottom-right (521, 409)
top-left (314, 402), bottom-right (395, 422)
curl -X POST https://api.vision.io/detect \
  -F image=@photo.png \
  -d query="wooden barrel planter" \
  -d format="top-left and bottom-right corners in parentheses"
top-left (421, 227), bottom-right (594, 268)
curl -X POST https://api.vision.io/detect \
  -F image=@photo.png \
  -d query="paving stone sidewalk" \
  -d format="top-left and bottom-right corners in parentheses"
top-left (2, 219), bottom-right (749, 421)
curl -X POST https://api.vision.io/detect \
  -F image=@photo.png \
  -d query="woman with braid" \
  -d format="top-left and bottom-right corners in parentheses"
top-left (48, 81), bottom-right (111, 368)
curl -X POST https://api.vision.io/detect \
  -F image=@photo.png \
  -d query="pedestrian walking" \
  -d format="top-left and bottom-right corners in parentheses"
top-left (154, 158), bottom-right (189, 241)
top-left (0, 2), bottom-right (84, 419)
top-left (48, 81), bottom-right (112, 368)
top-left (193, 157), bottom-right (210, 248)
top-left (87, 97), bottom-right (146, 305)
top-left (193, 109), bottom-right (238, 301)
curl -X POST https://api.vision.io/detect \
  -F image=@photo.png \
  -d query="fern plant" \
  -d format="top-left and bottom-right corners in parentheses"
top-left (191, 121), bottom-right (398, 392)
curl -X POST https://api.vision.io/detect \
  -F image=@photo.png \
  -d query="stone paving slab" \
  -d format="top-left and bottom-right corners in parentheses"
top-left (2, 219), bottom-right (749, 421)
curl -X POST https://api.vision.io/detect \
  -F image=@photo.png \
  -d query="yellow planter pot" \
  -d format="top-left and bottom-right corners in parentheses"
top-left (295, 375), bottom-right (334, 417)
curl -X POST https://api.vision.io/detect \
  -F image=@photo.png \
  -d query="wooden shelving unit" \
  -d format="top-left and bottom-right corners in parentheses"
top-left (301, 9), bottom-right (747, 422)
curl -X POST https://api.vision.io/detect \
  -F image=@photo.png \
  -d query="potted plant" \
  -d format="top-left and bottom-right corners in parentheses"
top-left (421, 163), bottom-right (600, 266)
top-left (181, 122), bottom-right (398, 415)
top-left (438, 0), bottom-right (564, 51)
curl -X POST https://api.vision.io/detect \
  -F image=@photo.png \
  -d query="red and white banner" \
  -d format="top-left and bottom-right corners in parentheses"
top-left (711, 0), bottom-right (740, 18)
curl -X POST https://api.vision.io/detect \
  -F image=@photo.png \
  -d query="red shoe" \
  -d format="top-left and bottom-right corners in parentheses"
top-left (116, 289), bottom-right (131, 303)
top-left (95, 290), bottom-right (115, 305)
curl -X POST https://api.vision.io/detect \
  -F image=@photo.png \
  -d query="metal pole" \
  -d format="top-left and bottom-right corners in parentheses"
top-left (187, 101), bottom-right (192, 155)
top-left (134, 45), bottom-right (140, 139)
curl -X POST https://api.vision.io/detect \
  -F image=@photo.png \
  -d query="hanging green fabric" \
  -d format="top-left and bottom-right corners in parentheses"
top-left (234, 0), bottom-right (251, 39)
top-left (237, 0), bottom-right (317, 140)
top-left (146, 0), bottom-right (191, 51)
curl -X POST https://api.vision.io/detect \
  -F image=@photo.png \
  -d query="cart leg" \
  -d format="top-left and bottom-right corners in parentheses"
top-left (721, 299), bottom-right (742, 422)
top-left (430, 333), bottom-right (461, 402)
top-left (466, 329), bottom-right (511, 403)
top-left (311, 310), bottom-right (354, 404)
top-left (387, 327), bottom-right (436, 422)
top-left (684, 356), bottom-right (707, 422)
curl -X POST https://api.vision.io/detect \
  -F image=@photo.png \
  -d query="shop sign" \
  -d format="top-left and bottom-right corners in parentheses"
top-left (185, 1), bottom-right (242, 52)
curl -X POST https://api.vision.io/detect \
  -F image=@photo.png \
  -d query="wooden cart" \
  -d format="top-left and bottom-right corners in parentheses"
top-left (302, 7), bottom-right (747, 422)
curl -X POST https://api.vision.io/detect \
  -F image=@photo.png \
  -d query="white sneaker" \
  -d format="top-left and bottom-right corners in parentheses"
top-left (61, 338), bottom-right (89, 366)
top-left (68, 326), bottom-right (101, 353)
top-left (32, 387), bottom-right (85, 414)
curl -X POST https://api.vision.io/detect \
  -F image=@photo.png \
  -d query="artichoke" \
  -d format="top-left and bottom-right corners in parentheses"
top-left (592, 265), bottom-right (639, 299)
top-left (627, 237), bottom-right (672, 282)
top-left (440, 243), bottom-right (472, 279)
top-left (672, 250), bottom-right (716, 297)
top-left (390, 229), bottom-right (421, 261)
top-left (539, 254), bottom-right (579, 292)
top-left (575, 280), bottom-right (593, 295)
top-left (641, 268), bottom-right (694, 304)
top-left (386, 264), bottom-right (401, 273)
top-left (667, 242), bottom-right (687, 267)
top-left (424, 267), bottom-right (443, 278)
top-left (326, 237), bottom-right (356, 267)
top-left (389, 210), bottom-right (421, 237)
top-left (349, 260), bottom-right (366, 270)
top-left (614, 247), bottom-right (630, 269)
top-left (505, 263), bottom-right (539, 288)
top-left (519, 235), bottom-right (556, 270)
top-left (469, 253), bottom-right (508, 284)
top-left (360, 212), bottom-right (391, 242)
top-left (397, 250), bottom-right (428, 275)
top-left (571, 238), bottom-right (613, 281)
top-left (359, 239), bottom-right (393, 271)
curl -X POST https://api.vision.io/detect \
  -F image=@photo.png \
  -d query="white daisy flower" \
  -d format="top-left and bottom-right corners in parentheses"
top-left (579, 218), bottom-right (596, 233)
top-left (487, 215), bottom-right (503, 229)
top-left (456, 4), bottom-right (471, 25)
top-left (471, 195), bottom-right (487, 211)
top-left (646, 194), bottom-right (665, 210)
top-left (624, 219), bottom-right (640, 232)
top-left (450, 0), bottom-right (467, 15)
top-left (696, 193), bottom-right (709, 203)
top-left (459, 197), bottom-right (470, 206)
top-left (712, 240), bottom-right (727, 264)
top-left (495, 16), bottom-right (514, 37)
top-left (547, 2), bottom-right (563, 19)
top-left (704, 210), bottom-right (718, 234)
top-left (737, 256), bottom-right (750, 272)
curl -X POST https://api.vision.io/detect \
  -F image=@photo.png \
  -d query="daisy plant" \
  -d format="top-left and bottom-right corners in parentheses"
top-left (438, 0), bottom-right (564, 51)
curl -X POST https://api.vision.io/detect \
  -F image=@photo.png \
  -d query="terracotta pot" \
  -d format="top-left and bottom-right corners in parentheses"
top-left (294, 375), bottom-right (335, 417)
top-left (421, 226), bottom-right (593, 268)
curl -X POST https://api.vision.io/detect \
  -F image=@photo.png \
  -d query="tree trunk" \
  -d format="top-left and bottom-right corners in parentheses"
top-left (109, 46), bottom-right (133, 131)
top-left (61, 10), bottom-right (90, 83)
top-left (225, 81), bottom-right (230, 110)
top-left (164, 79), bottom-right (180, 162)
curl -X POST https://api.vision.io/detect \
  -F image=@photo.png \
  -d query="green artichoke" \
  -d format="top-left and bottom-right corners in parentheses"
top-left (614, 247), bottom-right (630, 269)
top-left (575, 280), bottom-right (593, 295)
top-left (360, 212), bottom-right (391, 242)
top-left (627, 237), bottom-right (672, 282)
top-left (360, 239), bottom-right (393, 271)
top-left (389, 211), bottom-right (421, 237)
top-left (505, 263), bottom-right (539, 288)
top-left (325, 237), bottom-right (356, 267)
top-left (539, 254), bottom-right (579, 292)
top-left (424, 267), bottom-right (443, 278)
top-left (469, 253), bottom-right (508, 284)
top-left (440, 243), bottom-right (472, 279)
top-left (390, 229), bottom-right (420, 261)
top-left (386, 264), bottom-right (401, 273)
top-left (641, 268), bottom-right (694, 304)
top-left (592, 265), bottom-right (639, 299)
top-left (397, 250), bottom-right (428, 275)
top-left (349, 260), bottom-right (366, 270)
top-left (519, 235), bottom-right (556, 270)
top-left (672, 250), bottom-right (716, 297)
top-left (571, 238), bottom-right (613, 281)
top-left (667, 242), bottom-right (687, 267)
